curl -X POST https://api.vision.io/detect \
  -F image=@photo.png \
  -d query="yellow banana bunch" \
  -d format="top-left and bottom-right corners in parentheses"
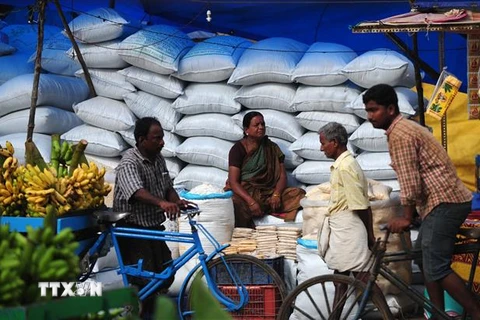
top-left (68, 162), bottom-right (111, 211)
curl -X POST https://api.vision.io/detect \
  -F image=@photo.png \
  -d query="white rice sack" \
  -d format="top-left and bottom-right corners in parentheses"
top-left (0, 106), bottom-right (82, 136)
top-left (123, 91), bottom-right (181, 131)
top-left (28, 32), bottom-right (80, 76)
top-left (66, 40), bottom-right (129, 69)
top-left (118, 128), bottom-right (182, 158)
top-left (228, 37), bottom-right (308, 85)
top-left (0, 73), bottom-right (89, 116)
top-left (234, 83), bottom-right (297, 113)
top-left (293, 160), bottom-right (332, 185)
top-left (73, 96), bottom-right (136, 132)
top-left (349, 121), bottom-right (388, 152)
top-left (118, 24), bottom-right (194, 75)
top-left (292, 42), bottom-right (357, 86)
top-left (175, 137), bottom-right (233, 171)
top-left (296, 111), bottom-right (361, 133)
top-left (175, 164), bottom-right (228, 191)
top-left (269, 137), bottom-right (304, 169)
top-left (119, 66), bottom-right (185, 99)
top-left (75, 68), bottom-right (136, 100)
top-left (173, 113), bottom-right (243, 141)
top-left (0, 132), bottom-right (51, 163)
top-left (65, 8), bottom-right (128, 43)
top-left (289, 131), bottom-right (358, 161)
top-left (292, 84), bottom-right (360, 113)
top-left (85, 154), bottom-right (121, 171)
top-left (0, 42), bottom-right (16, 56)
top-left (0, 53), bottom-right (33, 85)
top-left (165, 157), bottom-right (185, 180)
top-left (356, 152), bottom-right (397, 180)
top-left (232, 109), bottom-right (305, 142)
top-left (178, 185), bottom-right (234, 255)
top-left (286, 170), bottom-right (305, 189)
top-left (348, 86), bottom-right (422, 119)
top-left (172, 82), bottom-right (240, 115)
top-left (61, 124), bottom-right (129, 157)
top-left (341, 49), bottom-right (415, 89)
top-left (2, 24), bottom-right (61, 53)
top-left (176, 35), bottom-right (252, 82)
top-left (289, 131), bottom-right (325, 161)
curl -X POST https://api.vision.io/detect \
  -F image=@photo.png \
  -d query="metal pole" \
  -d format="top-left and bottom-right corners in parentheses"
top-left (412, 33), bottom-right (426, 127)
top-left (439, 32), bottom-right (448, 152)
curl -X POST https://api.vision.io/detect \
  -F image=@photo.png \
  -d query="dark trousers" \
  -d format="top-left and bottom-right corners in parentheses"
top-left (116, 222), bottom-right (175, 318)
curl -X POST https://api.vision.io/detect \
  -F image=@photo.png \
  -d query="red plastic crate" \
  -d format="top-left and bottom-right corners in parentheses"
top-left (219, 285), bottom-right (281, 320)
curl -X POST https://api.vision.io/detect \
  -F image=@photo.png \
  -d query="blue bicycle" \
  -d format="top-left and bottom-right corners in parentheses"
top-left (79, 205), bottom-right (286, 319)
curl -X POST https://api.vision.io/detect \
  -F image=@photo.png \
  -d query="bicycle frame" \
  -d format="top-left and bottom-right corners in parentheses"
top-left (355, 231), bottom-right (480, 320)
top-left (85, 213), bottom-right (248, 317)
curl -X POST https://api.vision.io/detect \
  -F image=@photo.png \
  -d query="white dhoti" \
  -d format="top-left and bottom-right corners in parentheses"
top-left (317, 209), bottom-right (371, 272)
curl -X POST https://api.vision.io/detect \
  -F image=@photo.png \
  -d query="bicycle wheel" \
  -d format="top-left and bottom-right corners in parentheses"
top-left (278, 274), bottom-right (392, 320)
top-left (180, 254), bottom-right (287, 319)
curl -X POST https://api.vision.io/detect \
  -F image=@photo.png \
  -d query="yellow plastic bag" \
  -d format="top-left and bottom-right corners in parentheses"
top-left (426, 69), bottom-right (462, 120)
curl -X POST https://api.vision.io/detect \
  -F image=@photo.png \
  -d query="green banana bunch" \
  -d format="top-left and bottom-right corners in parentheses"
top-left (0, 224), bottom-right (25, 307)
top-left (0, 208), bottom-right (81, 307)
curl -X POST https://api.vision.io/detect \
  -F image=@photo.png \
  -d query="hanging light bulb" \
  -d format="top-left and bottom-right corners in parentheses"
top-left (206, 10), bottom-right (212, 22)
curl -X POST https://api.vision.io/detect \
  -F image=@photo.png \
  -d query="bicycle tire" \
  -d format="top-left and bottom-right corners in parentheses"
top-left (180, 254), bottom-right (287, 320)
top-left (277, 274), bottom-right (393, 320)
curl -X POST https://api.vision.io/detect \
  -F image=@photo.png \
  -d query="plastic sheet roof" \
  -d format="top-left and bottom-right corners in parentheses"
top-left (0, 0), bottom-right (470, 88)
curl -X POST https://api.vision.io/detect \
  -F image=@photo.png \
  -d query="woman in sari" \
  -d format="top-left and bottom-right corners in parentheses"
top-left (225, 111), bottom-right (306, 228)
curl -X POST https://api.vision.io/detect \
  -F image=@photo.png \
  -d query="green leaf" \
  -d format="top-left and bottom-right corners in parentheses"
top-left (191, 277), bottom-right (233, 320)
top-left (153, 296), bottom-right (178, 320)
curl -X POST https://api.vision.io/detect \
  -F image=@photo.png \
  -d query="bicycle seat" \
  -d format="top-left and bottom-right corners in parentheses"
top-left (94, 210), bottom-right (131, 223)
top-left (458, 227), bottom-right (480, 240)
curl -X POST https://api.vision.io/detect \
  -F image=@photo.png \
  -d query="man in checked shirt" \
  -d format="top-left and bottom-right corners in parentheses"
top-left (363, 84), bottom-right (480, 319)
top-left (113, 117), bottom-right (191, 318)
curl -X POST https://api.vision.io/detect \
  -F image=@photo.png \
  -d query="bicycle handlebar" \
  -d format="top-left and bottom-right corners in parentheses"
top-left (179, 204), bottom-right (201, 218)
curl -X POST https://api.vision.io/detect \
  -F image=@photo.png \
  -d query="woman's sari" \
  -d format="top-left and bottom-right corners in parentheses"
top-left (226, 137), bottom-right (305, 228)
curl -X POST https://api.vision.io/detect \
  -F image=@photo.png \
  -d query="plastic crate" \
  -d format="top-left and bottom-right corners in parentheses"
top-left (212, 256), bottom-right (284, 285)
top-left (219, 285), bottom-right (280, 320)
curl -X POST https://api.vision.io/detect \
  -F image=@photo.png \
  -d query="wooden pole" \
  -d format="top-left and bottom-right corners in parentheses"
top-left (27, 0), bottom-right (47, 142)
top-left (53, 0), bottom-right (96, 98)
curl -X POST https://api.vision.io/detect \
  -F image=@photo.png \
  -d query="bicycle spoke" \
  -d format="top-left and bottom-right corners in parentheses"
top-left (291, 303), bottom-right (319, 320)
top-left (321, 281), bottom-right (332, 315)
top-left (304, 287), bottom-right (327, 320)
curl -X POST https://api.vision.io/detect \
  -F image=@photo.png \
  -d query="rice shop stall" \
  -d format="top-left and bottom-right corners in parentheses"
top-left (351, 0), bottom-right (480, 306)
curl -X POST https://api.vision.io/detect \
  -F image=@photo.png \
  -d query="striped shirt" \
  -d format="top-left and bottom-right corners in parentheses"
top-left (329, 151), bottom-right (370, 215)
top-left (386, 115), bottom-right (472, 219)
top-left (113, 147), bottom-right (173, 227)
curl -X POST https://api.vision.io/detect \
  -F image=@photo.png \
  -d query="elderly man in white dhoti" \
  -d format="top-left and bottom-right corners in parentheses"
top-left (317, 122), bottom-right (378, 318)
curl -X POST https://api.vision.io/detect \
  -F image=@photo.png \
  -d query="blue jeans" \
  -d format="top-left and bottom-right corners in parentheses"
top-left (415, 202), bottom-right (471, 282)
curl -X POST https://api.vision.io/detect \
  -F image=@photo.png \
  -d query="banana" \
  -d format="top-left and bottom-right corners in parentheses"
top-left (0, 148), bottom-right (11, 158)
top-left (52, 228), bottom-right (74, 244)
top-left (43, 168), bottom-right (56, 185)
top-left (41, 227), bottom-right (54, 244)
top-left (53, 190), bottom-right (67, 206)
top-left (0, 189), bottom-right (11, 197)
top-left (3, 156), bottom-right (13, 169)
top-left (3, 196), bottom-right (13, 205)
top-left (5, 141), bottom-right (14, 155)
top-left (4, 180), bottom-right (13, 194)
top-left (37, 246), bottom-right (55, 274)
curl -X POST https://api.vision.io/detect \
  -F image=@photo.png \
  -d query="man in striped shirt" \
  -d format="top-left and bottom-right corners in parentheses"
top-left (114, 117), bottom-right (190, 318)
top-left (363, 84), bottom-right (479, 318)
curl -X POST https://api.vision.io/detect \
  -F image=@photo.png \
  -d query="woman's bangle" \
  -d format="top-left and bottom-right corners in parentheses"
top-left (272, 193), bottom-right (281, 198)
top-left (248, 201), bottom-right (256, 206)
